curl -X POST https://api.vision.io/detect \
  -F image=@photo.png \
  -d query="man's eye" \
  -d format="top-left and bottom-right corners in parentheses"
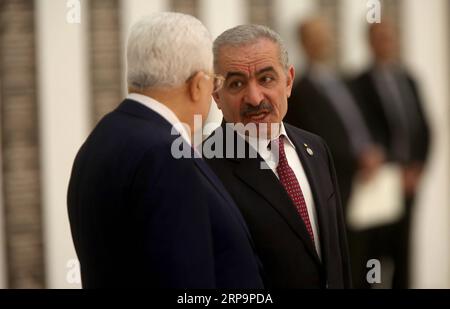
top-left (260, 76), bottom-right (275, 84)
top-left (228, 80), bottom-right (244, 89)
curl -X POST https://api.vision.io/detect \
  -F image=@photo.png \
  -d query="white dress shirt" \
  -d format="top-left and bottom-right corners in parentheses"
top-left (236, 123), bottom-right (322, 258)
top-left (127, 93), bottom-right (192, 146)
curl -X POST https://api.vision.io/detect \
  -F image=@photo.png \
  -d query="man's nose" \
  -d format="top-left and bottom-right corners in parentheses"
top-left (243, 81), bottom-right (264, 106)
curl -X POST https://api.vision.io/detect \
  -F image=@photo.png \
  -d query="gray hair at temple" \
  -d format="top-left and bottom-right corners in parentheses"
top-left (213, 24), bottom-right (290, 72)
top-left (126, 12), bottom-right (213, 90)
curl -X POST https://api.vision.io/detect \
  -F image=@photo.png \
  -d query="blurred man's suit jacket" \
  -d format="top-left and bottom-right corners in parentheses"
top-left (349, 66), bottom-right (431, 288)
top-left (350, 67), bottom-right (430, 165)
top-left (285, 71), bottom-right (370, 208)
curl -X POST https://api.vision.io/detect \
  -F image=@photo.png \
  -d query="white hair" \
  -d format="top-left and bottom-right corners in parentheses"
top-left (213, 24), bottom-right (289, 71)
top-left (126, 12), bottom-right (213, 90)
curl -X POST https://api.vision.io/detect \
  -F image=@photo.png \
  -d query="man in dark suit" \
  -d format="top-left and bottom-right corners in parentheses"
top-left (203, 24), bottom-right (351, 288)
top-left (284, 18), bottom-right (384, 287)
top-left (67, 13), bottom-right (264, 288)
top-left (285, 17), bottom-right (383, 209)
top-left (350, 21), bottom-right (431, 288)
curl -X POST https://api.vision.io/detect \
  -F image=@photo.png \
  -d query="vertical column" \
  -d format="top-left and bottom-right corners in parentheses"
top-left (198, 0), bottom-right (247, 136)
top-left (448, 2), bottom-right (450, 289)
top-left (338, 0), bottom-right (400, 74)
top-left (199, 0), bottom-right (246, 39)
top-left (170, 0), bottom-right (199, 17)
top-left (0, 0), bottom-right (45, 288)
top-left (89, 0), bottom-right (123, 124)
top-left (272, 0), bottom-right (318, 70)
top-left (248, 0), bottom-right (275, 30)
top-left (446, 2), bottom-right (450, 288)
top-left (121, 0), bottom-right (168, 96)
top-left (0, 0), bottom-right (6, 286)
top-left (338, 0), bottom-right (371, 75)
top-left (401, 0), bottom-right (450, 288)
top-left (36, 0), bottom-right (90, 288)
top-left (0, 54), bottom-right (5, 290)
top-left (122, 0), bottom-right (168, 36)
top-left (318, 0), bottom-right (340, 69)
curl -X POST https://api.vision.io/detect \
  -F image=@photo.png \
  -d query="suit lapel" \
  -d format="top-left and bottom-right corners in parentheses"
top-left (284, 124), bottom-right (332, 270)
top-left (224, 125), bottom-right (320, 263)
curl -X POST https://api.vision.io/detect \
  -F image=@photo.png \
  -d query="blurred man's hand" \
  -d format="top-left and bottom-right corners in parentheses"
top-left (358, 145), bottom-right (385, 182)
top-left (403, 162), bottom-right (424, 197)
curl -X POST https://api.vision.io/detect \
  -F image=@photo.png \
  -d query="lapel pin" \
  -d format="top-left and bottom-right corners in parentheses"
top-left (304, 143), bottom-right (314, 156)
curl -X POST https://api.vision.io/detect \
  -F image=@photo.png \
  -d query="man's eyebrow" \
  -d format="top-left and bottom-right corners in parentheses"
top-left (256, 66), bottom-right (277, 75)
top-left (225, 71), bottom-right (248, 79)
top-left (225, 67), bottom-right (277, 79)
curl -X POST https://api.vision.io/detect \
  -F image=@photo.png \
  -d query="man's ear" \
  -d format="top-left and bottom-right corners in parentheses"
top-left (188, 71), bottom-right (207, 103)
top-left (212, 92), bottom-right (222, 110)
top-left (286, 65), bottom-right (295, 98)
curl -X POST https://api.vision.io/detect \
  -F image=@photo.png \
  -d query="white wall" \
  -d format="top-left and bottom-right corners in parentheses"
top-left (401, 0), bottom-right (450, 288)
top-left (339, 0), bottom-right (371, 74)
top-left (36, 0), bottom-right (90, 288)
top-left (199, 0), bottom-right (246, 40)
top-left (198, 0), bottom-right (249, 136)
top-left (273, 0), bottom-right (318, 71)
top-left (121, 0), bottom-right (169, 96)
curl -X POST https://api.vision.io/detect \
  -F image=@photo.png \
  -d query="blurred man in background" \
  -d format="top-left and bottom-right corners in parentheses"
top-left (285, 17), bottom-right (384, 210)
top-left (350, 20), bottom-right (431, 288)
top-left (285, 17), bottom-right (384, 288)
top-left (67, 12), bottom-right (264, 288)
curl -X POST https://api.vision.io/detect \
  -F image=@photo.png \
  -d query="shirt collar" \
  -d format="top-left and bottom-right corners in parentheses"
top-left (127, 93), bottom-right (191, 146)
top-left (234, 122), bottom-right (296, 152)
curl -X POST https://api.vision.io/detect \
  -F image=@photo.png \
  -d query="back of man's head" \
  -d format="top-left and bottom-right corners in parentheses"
top-left (127, 12), bottom-right (213, 91)
top-left (297, 16), bottom-right (333, 62)
top-left (368, 20), bottom-right (398, 63)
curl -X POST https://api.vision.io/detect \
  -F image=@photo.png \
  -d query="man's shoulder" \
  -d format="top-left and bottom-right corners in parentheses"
top-left (99, 99), bottom-right (178, 143)
top-left (79, 99), bottom-right (190, 172)
top-left (284, 122), bottom-right (326, 148)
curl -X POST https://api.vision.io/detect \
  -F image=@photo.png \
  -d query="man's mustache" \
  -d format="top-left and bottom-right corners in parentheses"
top-left (241, 101), bottom-right (273, 117)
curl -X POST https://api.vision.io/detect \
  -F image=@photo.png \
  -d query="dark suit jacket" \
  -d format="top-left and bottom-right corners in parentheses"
top-left (285, 75), bottom-right (358, 207)
top-left (67, 99), bottom-right (264, 288)
top-left (350, 68), bottom-right (430, 164)
top-left (203, 123), bottom-right (352, 288)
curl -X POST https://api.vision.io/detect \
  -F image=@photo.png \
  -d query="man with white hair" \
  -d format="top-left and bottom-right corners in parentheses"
top-left (67, 13), bottom-right (264, 288)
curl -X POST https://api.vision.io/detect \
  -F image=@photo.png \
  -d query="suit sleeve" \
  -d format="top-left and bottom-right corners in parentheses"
top-left (322, 138), bottom-right (353, 288)
top-left (129, 146), bottom-right (217, 288)
top-left (407, 75), bottom-right (431, 163)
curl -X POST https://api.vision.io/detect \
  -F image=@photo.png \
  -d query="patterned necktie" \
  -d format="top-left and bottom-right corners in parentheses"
top-left (275, 136), bottom-right (315, 245)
